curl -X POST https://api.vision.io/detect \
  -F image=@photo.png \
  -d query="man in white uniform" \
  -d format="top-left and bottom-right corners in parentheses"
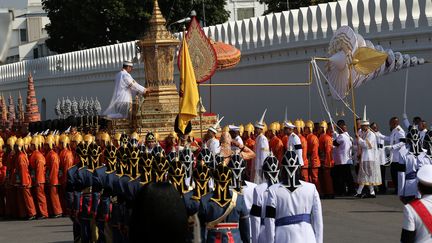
top-left (206, 116), bottom-right (224, 156)
top-left (229, 125), bottom-right (244, 151)
top-left (284, 121), bottom-right (303, 166)
top-left (333, 119), bottom-right (355, 196)
top-left (250, 153), bottom-right (280, 243)
top-left (264, 150), bottom-right (323, 243)
top-left (103, 60), bottom-right (150, 119)
top-left (401, 164), bottom-right (432, 243)
top-left (253, 109), bottom-right (270, 184)
top-left (371, 122), bottom-right (388, 194)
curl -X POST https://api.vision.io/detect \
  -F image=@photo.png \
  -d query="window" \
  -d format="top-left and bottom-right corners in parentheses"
top-left (20, 29), bottom-right (27, 42)
top-left (33, 48), bottom-right (39, 59)
top-left (237, 8), bottom-right (255, 20)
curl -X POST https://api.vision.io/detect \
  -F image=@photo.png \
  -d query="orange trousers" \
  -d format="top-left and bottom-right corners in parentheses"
top-left (301, 168), bottom-right (310, 182)
top-left (309, 167), bottom-right (320, 193)
top-left (32, 184), bottom-right (48, 217)
top-left (319, 167), bottom-right (334, 196)
top-left (19, 187), bottom-right (36, 218)
top-left (46, 185), bottom-right (63, 216)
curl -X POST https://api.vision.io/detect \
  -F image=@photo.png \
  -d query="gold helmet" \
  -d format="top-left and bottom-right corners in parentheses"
top-left (83, 134), bottom-right (93, 145)
top-left (294, 119), bottom-right (304, 130)
top-left (60, 134), bottom-right (70, 148)
top-left (54, 134), bottom-right (60, 146)
top-left (24, 135), bottom-right (31, 148)
top-left (16, 138), bottom-right (25, 151)
top-left (31, 135), bottom-right (42, 150)
top-left (305, 120), bottom-right (314, 130)
top-left (0, 136), bottom-right (4, 148)
top-left (7, 136), bottom-right (17, 150)
top-left (223, 125), bottom-right (229, 133)
top-left (100, 132), bottom-right (110, 145)
top-left (269, 122), bottom-right (280, 133)
top-left (45, 135), bottom-right (55, 149)
top-left (130, 132), bottom-right (139, 141)
top-left (71, 133), bottom-right (83, 143)
top-left (114, 132), bottom-right (122, 141)
top-left (38, 134), bottom-right (45, 145)
top-left (244, 123), bottom-right (254, 136)
top-left (238, 124), bottom-right (244, 136)
top-left (320, 120), bottom-right (328, 132)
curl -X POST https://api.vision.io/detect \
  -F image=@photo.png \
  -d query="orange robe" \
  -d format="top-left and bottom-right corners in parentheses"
top-left (307, 133), bottom-right (320, 192)
top-left (29, 150), bottom-right (48, 218)
top-left (59, 148), bottom-right (74, 213)
top-left (16, 151), bottom-right (36, 218)
top-left (281, 135), bottom-right (289, 151)
top-left (319, 133), bottom-right (334, 196)
top-left (299, 134), bottom-right (309, 182)
top-left (269, 136), bottom-right (284, 163)
top-left (46, 150), bottom-right (62, 216)
top-left (5, 152), bottom-right (18, 218)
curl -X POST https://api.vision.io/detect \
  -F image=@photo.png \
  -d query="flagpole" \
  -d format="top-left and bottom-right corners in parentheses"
top-left (198, 85), bottom-right (203, 140)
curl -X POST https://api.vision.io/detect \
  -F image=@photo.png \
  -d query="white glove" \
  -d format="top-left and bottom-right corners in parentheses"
top-left (402, 113), bottom-right (408, 119)
top-left (384, 145), bottom-right (392, 150)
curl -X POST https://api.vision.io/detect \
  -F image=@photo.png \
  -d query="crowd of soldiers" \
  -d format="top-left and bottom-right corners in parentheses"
top-left (0, 110), bottom-right (431, 243)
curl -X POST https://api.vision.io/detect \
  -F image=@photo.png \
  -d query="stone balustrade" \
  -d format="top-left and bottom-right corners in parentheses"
top-left (0, 0), bottom-right (431, 83)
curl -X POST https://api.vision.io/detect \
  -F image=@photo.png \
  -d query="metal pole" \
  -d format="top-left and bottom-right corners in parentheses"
top-left (202, 0), bottom-right (206, 27)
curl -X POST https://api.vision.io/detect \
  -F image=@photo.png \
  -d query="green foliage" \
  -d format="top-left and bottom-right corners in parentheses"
top-left (258, 0), bottom-right (332, 15)
top-left (42, 0), bottom-right (229, 53)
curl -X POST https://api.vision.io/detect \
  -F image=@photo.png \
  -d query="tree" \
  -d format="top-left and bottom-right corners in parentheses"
top-left (258, 0), bottom-right (333, 15)
top-left (42, 0), bottom-right (229, 53)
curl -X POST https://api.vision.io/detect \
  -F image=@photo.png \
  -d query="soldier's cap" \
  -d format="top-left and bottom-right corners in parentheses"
top-left (146, 132), bottom-right (156, 142)
top-left (123, 60), bottom-right (133, 67)
top-left (284, 121), bottom-right (295, 129)
top-left (228, 125), bottom-right (239, 132)
top-left (417, 164), bottom-right (432, 187)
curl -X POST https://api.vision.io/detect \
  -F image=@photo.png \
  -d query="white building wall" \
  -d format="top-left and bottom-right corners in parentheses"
top-left (0, 0), bottom-right (430, 130)
top-left (225, 0), bottom-right (266, 21)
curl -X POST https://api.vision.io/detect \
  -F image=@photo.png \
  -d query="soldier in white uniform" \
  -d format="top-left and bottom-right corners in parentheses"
top-left (264, 150), bottom-right (323, 243)
top-left (371, 122), bottom-right (388, 194)
top-left (250, 154), bottom-right (280, 243)
top-left (283, 121), bottom-right (303, 166)
top-left (333, 120), bottom-right (355, 196)
top-left (253, 109), bottom-right (270, 184)
top-left (398, 126), bottom-right (430, 204)
top-left (103, 60), bottom-right (150, 118)
top-left (379, 117), bottom-right (406, 194)
top-left (206, 116), bottom-right (224, 156)
top-left (229, 125), bottom-right (244, 151)
top-left (401, 164), bottom-right (432, 243)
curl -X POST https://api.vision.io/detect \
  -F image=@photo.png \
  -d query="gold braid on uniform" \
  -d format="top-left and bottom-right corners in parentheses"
top-left (168, 159), bottom-right (189, 194)
top-left (191, 163), bottom-right (211, 200)
top-left (211, 164), bottom-right (233, 208)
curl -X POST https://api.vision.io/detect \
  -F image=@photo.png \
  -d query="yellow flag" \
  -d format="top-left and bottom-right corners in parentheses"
top-left (178, 37), bottom-right (199, 133)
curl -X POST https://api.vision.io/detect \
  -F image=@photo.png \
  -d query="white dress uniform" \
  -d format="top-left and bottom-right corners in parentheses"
top-left (357, 129), bottom-right (381, 185)
top-left (333, 132), bottom-right (353, 165)
top-left (377, 125), bottom-right (406, 163)
top-left (264, 181), bottom-right (323, 243)
top-left (403, 195), bottom-right (432, 243)
top-left (398, 151), bottom-right (431, 198)
top-left (243, 180), bottom-right (257, 211)
top-left (254, 134), bottom-right (270, 184)
top-left (287, 133), bottom-right (304, 166)
top-left (231, 135), bottom-right (244, 151)
top-left (374, 131), bottom-right (386, 165)
top-left (251, 183), bottom-right (270, 243)
top-left (103, 69), bottom-right (146, 118)
top-left (206, 137), bottom-right (220, 155)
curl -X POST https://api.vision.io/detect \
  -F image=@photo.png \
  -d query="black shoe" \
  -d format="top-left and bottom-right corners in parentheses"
top-left (51, 214), bottom-right (62, 218)
top-left (354, 193), bottom-right (363, 198)
top-left (27, 215), bottom-right (36, 220)
top-left (37, 216), bottom-right (47, 220)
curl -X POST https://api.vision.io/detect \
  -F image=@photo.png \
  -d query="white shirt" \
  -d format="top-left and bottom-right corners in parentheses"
top-left (254, 134), bottom-right (270, 184)
top-left (287, 133), bottom-right (304, 166)
top-left (398, 151), bottom-right (430, 197)
top-left (333, 132), bottom-right (353, 165)
top-left (264, 181), bottom-right (323, 243)
top-left (251, 182), bottom-right (270, 243)
top-left (231, 135), bottom-right (244, 151)
top-left (376, 125), bottom-right (406, 162)
top-left (243, 180), bottom-right (257, 211)
top-left (402, 195), bottom-right (432, 242)
top-left (206, 137), bottom-right (220, 155)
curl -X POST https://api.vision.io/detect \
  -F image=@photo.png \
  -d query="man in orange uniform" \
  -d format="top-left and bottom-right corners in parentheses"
top-left (304, 120), bottom-right (321, 192)
top-left (294, 119), bottom-right (309, 182)
top-left (29, 135), bottom-right (49, 219)
top-left (268, 122), bottom-right (284, 162)
top-left (318, 121), bottom-right (334, 199)
top-left (45, 135), bottom-right (63, 217)
top-left (15, 138), bottom-right (36, 220)
top-left (59, 134), bottom-right (74, 214)
top-left (5, 136), bottom-right (17, 218)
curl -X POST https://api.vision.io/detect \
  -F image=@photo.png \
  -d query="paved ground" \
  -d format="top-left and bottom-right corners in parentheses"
top-left (0, 194), bottom-right (404, 243)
